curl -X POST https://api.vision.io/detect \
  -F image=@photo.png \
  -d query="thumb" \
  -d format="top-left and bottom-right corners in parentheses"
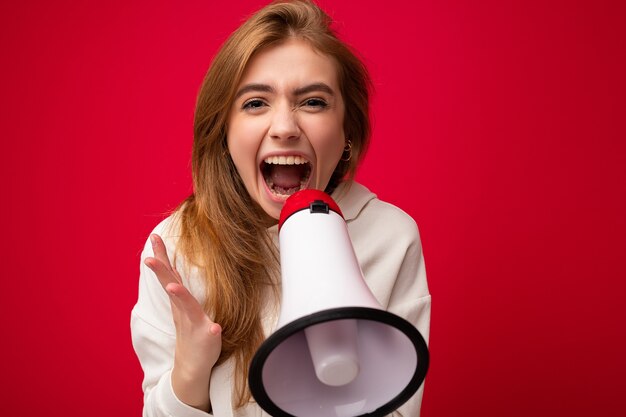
top-left (209, 323), bottom-right (222, 336)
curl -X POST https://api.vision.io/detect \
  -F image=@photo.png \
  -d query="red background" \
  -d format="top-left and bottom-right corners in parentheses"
top-left (1, 1), bottom-right (625, 416)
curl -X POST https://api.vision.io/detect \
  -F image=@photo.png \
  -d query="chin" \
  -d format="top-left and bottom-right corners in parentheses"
top-left (257, 198), bottom-right (284, 221)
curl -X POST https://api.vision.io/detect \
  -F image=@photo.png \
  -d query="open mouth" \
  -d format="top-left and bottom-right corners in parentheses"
top-left (261, 155), bottom-right (311, 197)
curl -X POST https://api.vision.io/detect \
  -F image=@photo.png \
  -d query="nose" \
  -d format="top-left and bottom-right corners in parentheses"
top-left (268, 103), bottom-right (300, 141)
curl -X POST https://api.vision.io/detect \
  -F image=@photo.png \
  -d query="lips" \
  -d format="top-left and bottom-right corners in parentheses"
top-left (261, 155), bottom-right (312, 197)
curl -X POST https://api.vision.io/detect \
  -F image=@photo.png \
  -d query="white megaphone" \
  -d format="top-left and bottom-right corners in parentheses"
top-left (249, 189), bottom-right (429, 417)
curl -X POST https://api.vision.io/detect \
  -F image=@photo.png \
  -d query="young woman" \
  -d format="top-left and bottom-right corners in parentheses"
top-left (131, 1), bottom-right (431, 416)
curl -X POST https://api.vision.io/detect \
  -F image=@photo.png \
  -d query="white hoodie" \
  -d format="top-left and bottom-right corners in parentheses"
top-left (131, 181), bottom-right (431, 417)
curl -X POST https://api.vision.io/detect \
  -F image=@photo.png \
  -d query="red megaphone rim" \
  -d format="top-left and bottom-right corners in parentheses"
top-left (278, 189), bottom-right (344, 231)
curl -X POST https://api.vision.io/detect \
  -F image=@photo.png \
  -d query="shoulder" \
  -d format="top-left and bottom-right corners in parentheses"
top-left (141, 212), bottom-right (183, 259)
top-left (362, 198), bottom-right (419, 237)
top-left (336, 181), bottom-right (420, 245)
top-left (150, 211), bottom-right (183, 243)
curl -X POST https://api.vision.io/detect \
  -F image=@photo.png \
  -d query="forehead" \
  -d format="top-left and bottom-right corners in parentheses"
top-left (238, 39), bottom-right (340, 88)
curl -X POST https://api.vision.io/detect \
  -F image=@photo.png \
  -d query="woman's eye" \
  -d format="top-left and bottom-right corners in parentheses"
top-left (303, 98), bottom-right (328, 108)
top-left (243, 99), bottom-right (266, 110)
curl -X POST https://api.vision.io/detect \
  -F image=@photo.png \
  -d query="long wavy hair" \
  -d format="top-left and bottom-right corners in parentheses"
top-left (176, 0), bottom-right (372, 407)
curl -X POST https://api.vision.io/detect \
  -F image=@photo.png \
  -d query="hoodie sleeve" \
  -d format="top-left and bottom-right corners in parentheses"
top-left (130, 219), bottom-right (214, 417)
top-left (387, 221), bottom-right (431, 417)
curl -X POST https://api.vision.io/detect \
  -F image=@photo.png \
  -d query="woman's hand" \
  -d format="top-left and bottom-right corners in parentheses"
top-left (144, 234), bottom-right (222, 412)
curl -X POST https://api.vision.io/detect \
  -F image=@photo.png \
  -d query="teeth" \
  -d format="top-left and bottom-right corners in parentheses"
top-left (264, 155), bottom-right (307, 165)
top-left (265, 178), bottom-right (309, 196)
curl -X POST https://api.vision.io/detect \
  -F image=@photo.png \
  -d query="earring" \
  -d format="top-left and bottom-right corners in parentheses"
top-left (341, 140), bottom-right (352, 162)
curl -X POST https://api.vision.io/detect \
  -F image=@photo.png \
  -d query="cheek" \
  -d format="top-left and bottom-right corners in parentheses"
top-left (313, 121), bottom-right (346, 176)
top-left (321, 119), bottom-right (345, 159)
top-left (227, 119), bottom-right (262, 168)
top-left (323, 137), bottom-right (345, 164)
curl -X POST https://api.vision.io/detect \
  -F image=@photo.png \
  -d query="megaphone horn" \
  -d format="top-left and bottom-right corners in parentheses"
top-left (249, 189), bottom-right (429, 417)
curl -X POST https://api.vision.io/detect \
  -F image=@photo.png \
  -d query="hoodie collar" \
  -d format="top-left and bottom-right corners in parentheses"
top-left (331, 181), bottom-right (377, 222)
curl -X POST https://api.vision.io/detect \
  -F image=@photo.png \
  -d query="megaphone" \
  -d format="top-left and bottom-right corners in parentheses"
top-left (249, 189), bottom-right (429, 417)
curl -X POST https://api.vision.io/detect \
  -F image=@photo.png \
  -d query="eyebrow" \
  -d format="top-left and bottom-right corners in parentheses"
top-left (293, 83), bottom-right (335, 97)
top-left (234, 82), bottom-right (336, 100)
top-left (234, 83), bottom-right (274, 100)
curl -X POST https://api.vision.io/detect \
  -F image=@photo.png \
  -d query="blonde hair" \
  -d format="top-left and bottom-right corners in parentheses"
top-left (176, 0), bottom-right (372, 407)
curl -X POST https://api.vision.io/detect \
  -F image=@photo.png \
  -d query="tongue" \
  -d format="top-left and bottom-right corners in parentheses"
top-left (269, 165), bottom-right (304, 189)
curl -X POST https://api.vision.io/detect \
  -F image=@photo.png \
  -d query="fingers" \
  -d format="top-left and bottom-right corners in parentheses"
top-left (145, 234), bottom-right (222, 336)
top-left (166, 282), bottom-right (212, 325)
top-left (144, 256), bottom-right (179, 289)
top-left (150, 234), bottom-right (175, 274)
top-left (144, 234), bottom-right (183, 289)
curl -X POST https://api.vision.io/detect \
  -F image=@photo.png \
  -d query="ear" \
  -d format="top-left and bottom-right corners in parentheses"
top-left (341, 139), bottom-right (352, 162)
